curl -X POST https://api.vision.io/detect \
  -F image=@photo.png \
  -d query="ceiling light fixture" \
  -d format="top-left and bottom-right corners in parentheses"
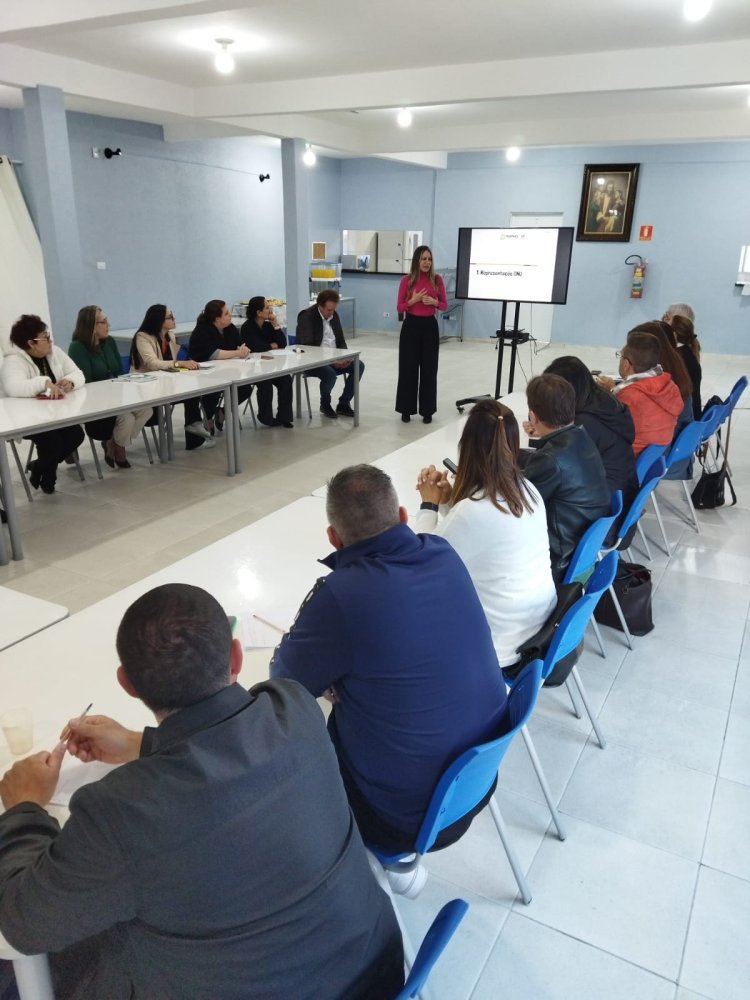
top-left (505, 146), bottom-right (521, 162)
top-left (683, 0), bottom-right (712, 22)
top-left (214, 38), bottom-right (235, 74)
top-left (302, 144), bottom-right (317, 167)
top-left (396, 108), bottom-right (413, 128)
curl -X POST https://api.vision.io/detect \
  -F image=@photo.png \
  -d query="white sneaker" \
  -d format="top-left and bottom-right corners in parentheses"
top-left (386, 863), bottom-right (428, 899)
top-left (185, 421), bottom-right (212, 441)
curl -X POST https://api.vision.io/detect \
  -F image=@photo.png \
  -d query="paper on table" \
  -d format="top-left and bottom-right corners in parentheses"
top-left (264, 348), bottom-right (291, 357)
top-left (198, 362), bottom-right (216, 369)
top-left (50, 759), bottom-right (118, 807)
top-left (242, 607), bottom-right (297, 648)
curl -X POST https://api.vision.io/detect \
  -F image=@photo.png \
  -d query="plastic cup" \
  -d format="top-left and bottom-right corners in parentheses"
top-left (1, 708), bottom-right (34, 756)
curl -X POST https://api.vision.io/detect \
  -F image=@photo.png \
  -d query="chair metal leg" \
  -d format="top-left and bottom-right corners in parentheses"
top-left (141, 429), bottom-right (154, 464)
top-left (569, 666), bottom-right (607, 749)
top-left (590, 619), bottom-right (607, 658)
top-left (72, 449), bottom-right (85, 482)
top-left (88, 437), bottom-right (104, 480)
top-left (241, 394), bottom-right (258, 430)
top-left (564, 678), bottom-right (582, 719)
top-left (681, 480), bottom-right (700, 533)
top-left (10, 441), bottom-right (33, 502)
top-left (520, 725), bottom-right (566, 841)
top-left (649, 493), bottom-right (671, 555)
top-left (635, 521), bottom-right (653, 561)
top-left (607, 584), bottom-right (633, 649)
top-left (365, 851), bottom-right (416, 971)
top-left (488, 796), bottom-right (532, 904)
top-left (304, 376), bottom-right (312, 418)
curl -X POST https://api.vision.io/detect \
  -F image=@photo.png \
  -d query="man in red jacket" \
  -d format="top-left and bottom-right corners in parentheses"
top-left (597, 331), bottom-right (683, 455)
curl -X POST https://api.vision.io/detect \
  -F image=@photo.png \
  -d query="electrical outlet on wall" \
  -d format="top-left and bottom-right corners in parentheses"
top-left (91, 147), bottom-right (101, 158)
top-left (96, 261), bottom-right (106, 270)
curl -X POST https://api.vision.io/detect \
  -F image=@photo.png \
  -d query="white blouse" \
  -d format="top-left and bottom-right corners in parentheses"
top-left (416, 483), bottom-right (557, 667)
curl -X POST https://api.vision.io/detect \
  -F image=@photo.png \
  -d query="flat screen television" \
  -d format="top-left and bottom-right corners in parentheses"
top-left (455, 227), bottom-right (574, 304)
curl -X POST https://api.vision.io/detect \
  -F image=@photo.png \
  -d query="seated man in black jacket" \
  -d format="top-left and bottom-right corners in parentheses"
top-left (522, 374), bottom-right (611, 583)
top-left (296, 290), bottom-right (365, 419)
top-left (0, 584), bottom-right (403, 1000)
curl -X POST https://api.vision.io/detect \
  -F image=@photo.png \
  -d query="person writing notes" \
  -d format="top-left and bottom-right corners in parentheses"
top-left (395, 245), bottom-right (447, 424)
top-left (0, 584), bottom-right (403, 1000)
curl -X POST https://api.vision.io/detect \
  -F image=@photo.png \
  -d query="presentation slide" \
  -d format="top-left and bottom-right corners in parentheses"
top-left (456, 227), bottom-right (573, 304)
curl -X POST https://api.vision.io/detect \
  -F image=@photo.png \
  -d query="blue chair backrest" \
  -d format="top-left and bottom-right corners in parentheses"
top-left (413, 660), bottom-right (544, 856)
top-left (636, 443), bottom-right (667, 485)
top-left (726, 375), bottom-right (747, 414)
top-left (665, 419), bottom-right (704, 468)
top-left (617, 457), bottom-right (667, 541)
top-left (543, 551), bottom-right (619, 678)
top-left (564, 490), bottom-right (623, 585)
top-left (394, 898), bottom-right (469, 999)
top-left (699, 401), bottom-right (727, 442)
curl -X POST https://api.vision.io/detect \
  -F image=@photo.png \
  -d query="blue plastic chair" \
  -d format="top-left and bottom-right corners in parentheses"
top-left (635, 444), bottom-right (667, 485)
top-left (650, 420), bottom-right (706, 542)
top-left (541, 551), bottom-right (619, 749)
top-left (368, 658), bottom-right (545, 916)
top-left (393, 899), bottom-right (469, 1000)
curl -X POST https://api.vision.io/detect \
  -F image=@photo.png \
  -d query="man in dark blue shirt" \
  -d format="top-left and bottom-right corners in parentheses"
top-left (271, 465), bottom-right (509, 855)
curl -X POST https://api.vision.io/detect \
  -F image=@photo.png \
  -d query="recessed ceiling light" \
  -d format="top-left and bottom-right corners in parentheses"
top-left (506, 146), bottom-right (521, 162)
top-left (214, 38), bottom-right (235, 74)
top-left (396, 109), bottom-right (413, 128)
top-left (683, 0), bottom-right (712, 22)
top-left (302, 144), bottom-right (317, 167)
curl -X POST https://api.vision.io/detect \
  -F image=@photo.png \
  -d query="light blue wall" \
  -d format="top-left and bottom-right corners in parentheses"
top-left (308, 155), bottom-right (342, 259)
top-left (338, 143), bottom-right (750, 353)
top-left (64, 114), bottom-right (286, 333)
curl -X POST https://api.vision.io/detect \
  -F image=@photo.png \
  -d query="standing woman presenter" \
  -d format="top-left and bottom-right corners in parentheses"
top-left (395, 245), bottom-right (447, 424)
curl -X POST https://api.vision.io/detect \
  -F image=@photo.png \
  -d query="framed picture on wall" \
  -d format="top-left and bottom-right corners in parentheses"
top-left (576, 163), bottom-right (639, 242)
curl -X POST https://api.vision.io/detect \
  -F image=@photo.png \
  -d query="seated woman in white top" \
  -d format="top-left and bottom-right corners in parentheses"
top-left (415, 397), bottom-right (557, 669)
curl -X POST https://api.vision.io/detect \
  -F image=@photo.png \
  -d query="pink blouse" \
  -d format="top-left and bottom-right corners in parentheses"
top-left (397, 273), bottom-right (448, 316)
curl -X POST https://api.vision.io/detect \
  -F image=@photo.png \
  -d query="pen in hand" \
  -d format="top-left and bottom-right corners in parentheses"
top-left (57, 702), bottom-right (93, 751)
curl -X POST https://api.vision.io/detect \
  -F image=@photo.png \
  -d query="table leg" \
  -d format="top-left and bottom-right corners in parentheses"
top-left (166, 406), bottom-right (175, 461)
top-left (0, 441), bottom-right (23, 562)
top-left (156, 406), bottom-right (167, 463)
top-left (353, 356), bottom-right (360, 428)
top-left (295, 373), bottom-right (302, 420)
top-left (230, 383), bottom-right (241, 475)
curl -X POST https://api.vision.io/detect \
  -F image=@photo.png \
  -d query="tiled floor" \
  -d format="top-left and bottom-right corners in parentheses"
top-left (1, 333), bottom-right (748, 999)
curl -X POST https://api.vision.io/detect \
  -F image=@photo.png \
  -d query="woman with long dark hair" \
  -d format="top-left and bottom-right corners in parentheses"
top-left (670, 314), bottom-right (702, 419)
top-left (130, 304), bottom-right (212, 450)
top-left (240, 296), bottom-right (293, 426)
top-left (415, 398), bottom-right (556, 668)
top-left (395, 245), bottom-right (446, 424)
top-left (69, 304), bottom-right (152, 469)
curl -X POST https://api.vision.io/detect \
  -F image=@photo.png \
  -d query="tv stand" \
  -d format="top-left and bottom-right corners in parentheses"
top-left (456, 301), bottom-right (530, 412)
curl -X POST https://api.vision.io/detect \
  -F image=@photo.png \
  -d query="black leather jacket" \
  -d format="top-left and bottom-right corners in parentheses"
top-left (523, 425), bottom-right (611, 582)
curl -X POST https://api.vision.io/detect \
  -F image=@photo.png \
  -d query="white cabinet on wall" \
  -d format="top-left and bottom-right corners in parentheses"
top-left (377, 230), bottom-right (423, 273)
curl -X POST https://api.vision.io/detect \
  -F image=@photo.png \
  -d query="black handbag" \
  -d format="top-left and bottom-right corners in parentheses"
top-left (503, 581), bottom-right (583, 686)
top-left (593, 559), bottom-right (653, 636)
top-left (691, 468), bottom-right (729, 509)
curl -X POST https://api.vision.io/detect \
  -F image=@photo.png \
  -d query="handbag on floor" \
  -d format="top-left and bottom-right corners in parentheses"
top-left (691, 467), bottom-right (732, 509)
top-left (593, 559), bottom-right (653, 636)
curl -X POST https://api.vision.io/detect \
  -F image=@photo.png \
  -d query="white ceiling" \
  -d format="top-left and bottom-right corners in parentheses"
top-left (1, 0), bottom-right (750, 164)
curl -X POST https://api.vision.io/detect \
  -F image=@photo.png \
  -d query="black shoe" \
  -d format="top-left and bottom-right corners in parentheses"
top-left (401, 413), bottom-right (411, 423)
top-left (28, 460), bottom-right (42, 490)
top-left (336, 402), bottom-right (355, 417)
top-left (320, 403), bottom-right (338, 419)
top-left (40, 473), bottom-right (56, 495)
top-left (102, 440), bottom-right (116, 469)
top-left (422, 415), bottom-right (433, 424)
top-left (0, 508), bottom-right (6, 524)
top-left (258, 416), bottom-right (275, 427)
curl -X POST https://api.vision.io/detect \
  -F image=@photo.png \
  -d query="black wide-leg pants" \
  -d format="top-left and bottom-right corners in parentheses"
top-left (395, 313), bottom-right (439, 418)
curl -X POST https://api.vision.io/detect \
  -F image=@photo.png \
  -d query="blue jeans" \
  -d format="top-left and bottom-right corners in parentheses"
top-left (306, 359), bottom-right (365, 406)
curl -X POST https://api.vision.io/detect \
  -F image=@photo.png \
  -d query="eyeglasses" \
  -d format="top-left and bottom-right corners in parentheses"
top-left (165, 313), bottom-right (175, 321)
top-left (96, 317), bottom-right (109, 325)
top-left (29, 332), bottom-right (52, 344)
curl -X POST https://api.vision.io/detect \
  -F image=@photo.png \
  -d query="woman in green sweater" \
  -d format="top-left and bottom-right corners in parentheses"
top-left (69, 305), bottom-right (152, 469)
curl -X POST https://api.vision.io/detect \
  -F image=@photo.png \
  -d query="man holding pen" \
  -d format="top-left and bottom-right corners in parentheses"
top-left (0, 584), bottom-right (402, 1000)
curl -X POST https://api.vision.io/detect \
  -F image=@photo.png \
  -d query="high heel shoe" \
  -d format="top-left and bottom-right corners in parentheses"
top-left (102, 440), bottom-right (116, 469)
top-left (114, 444), bottom-right (131, 469)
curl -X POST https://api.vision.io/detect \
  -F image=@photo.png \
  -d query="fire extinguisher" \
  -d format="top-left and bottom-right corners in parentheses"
top-left (626, 254), bottom-right (646, 299)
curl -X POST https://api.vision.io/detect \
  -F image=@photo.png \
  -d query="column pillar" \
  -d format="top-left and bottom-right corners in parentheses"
top-left (22, 85), bottom-right (84, 346)
top-left (281, 138), bottom-right (310, 336)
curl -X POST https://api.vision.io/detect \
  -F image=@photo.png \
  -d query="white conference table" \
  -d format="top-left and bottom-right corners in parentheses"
top-left (0, 367), bottom-right (236, 564)
top-left (0, 587), bottom-right (68, 651)
top-left (0, 495), bottom-right (333, 995)
top-left (312, 391), bottom-right (529, 514)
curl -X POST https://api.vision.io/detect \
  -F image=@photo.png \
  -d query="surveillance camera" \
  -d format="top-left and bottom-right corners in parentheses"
top-left (259, 173), bottom-right (270, 183)
top-left (104, 147), bottom-right (122, 159)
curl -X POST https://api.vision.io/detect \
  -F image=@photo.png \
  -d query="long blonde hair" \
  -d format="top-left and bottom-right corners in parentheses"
top-left (406, 244), bottom-right (439, 294)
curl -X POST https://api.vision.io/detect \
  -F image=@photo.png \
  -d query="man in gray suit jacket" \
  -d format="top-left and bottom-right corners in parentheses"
top-left (297, 289), bottom-right (365, 419)
top-left (0, 584), bottom-right (402, 1000)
